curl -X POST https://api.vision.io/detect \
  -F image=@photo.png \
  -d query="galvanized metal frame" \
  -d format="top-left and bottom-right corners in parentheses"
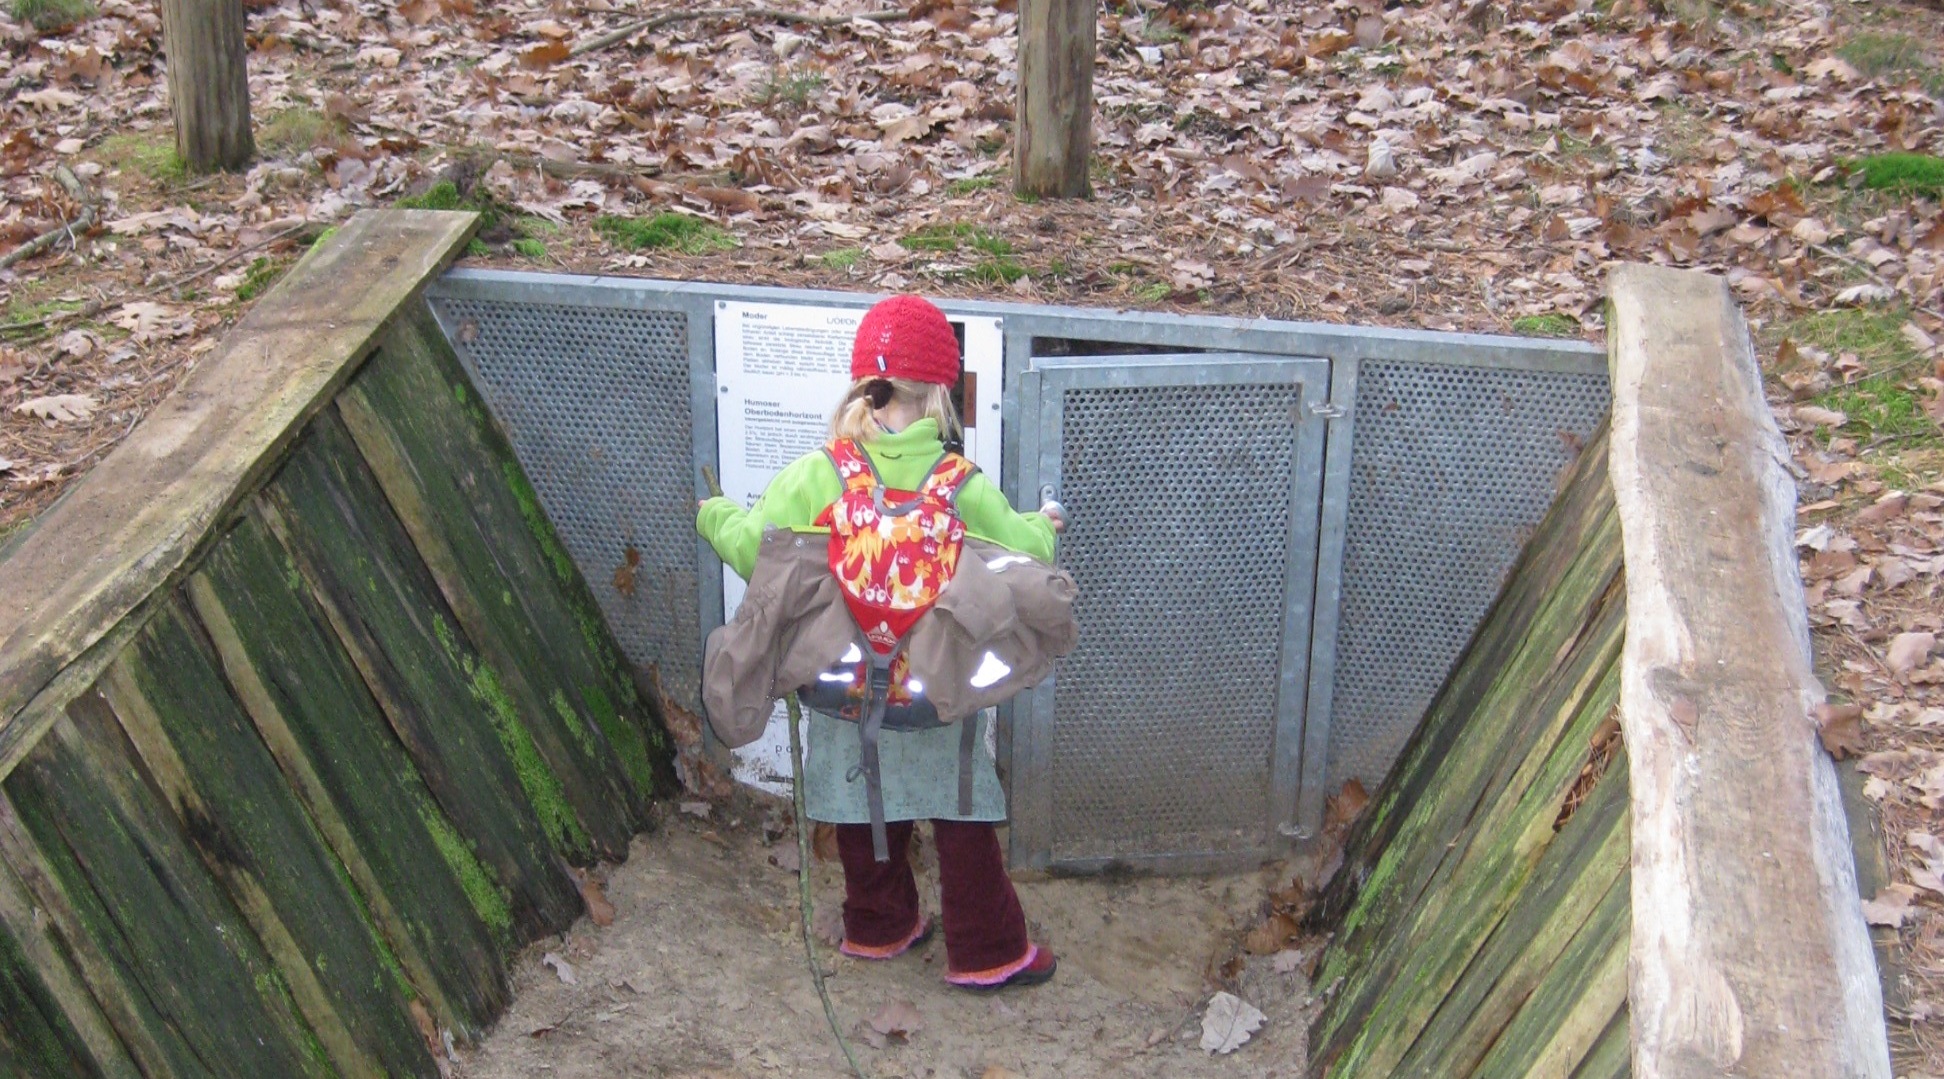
top-left (425, 269), bottom-right (1608, 871)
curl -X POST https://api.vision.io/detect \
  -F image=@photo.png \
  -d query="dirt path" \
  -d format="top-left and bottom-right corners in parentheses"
top-left (453, 805), bottom-right (1312, 1079)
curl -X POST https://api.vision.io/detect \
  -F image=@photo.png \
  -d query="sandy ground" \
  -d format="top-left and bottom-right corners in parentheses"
top-left (451, 802), bottom-right (1313, 1079)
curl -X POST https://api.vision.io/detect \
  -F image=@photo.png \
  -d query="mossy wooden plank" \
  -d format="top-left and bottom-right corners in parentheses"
top-left (99, 597), bottom-right (436, 1079)
top-left (336, 301), bottom-right (656, 854)
top-left (1568, 1007), bottom-right (1630, 1079)
top-left (0, 210), bottom-right (479, 781)
top-left (1312, 588), bottom-right (1623, 1076)
top-left (1325, 507), bottom-right (1621, 972)
top-left (0, 911), bottom-right (96, 1079)
top-left (0, 790), bottom-right (179, 1079)
top-left (1311, 510), bottom-right (1623, 1029)
top-left (0, 848), bottom-right (134, 1079)
top-left (1318, 425), bottom-right (1614, 923)
top-left (1470, 869), bottom-right (1630, 1078)
top-left (258, 409), bottom-right (582, 937)
top-left (186, 511), bottom-right (508, 1038)
top-left (2, 707), bottom-right (330, 1078)
top-left (1396, 754), bottom-right (1629, 1077)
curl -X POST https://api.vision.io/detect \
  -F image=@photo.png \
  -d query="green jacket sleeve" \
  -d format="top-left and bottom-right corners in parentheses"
top-left (957, 472), bottom-right (1058, 564)
top-left (696, 453), bottom-right (840, 580)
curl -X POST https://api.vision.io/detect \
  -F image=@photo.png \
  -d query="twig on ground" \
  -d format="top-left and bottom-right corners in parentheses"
top-left (3, 222), bottom-right (315, 338)
top-left (785, 693), bottom-right (865, 1079)
top-left (0, 297), bottom-right (109, 339)
top-left (570, 5), bottom-right (909, 58)
top-left (495, 150), bottom-right (665, 183)
top-left (0, 166), bottom-right (100, 272)
top-left (160, 221), bottom-right (319, 297)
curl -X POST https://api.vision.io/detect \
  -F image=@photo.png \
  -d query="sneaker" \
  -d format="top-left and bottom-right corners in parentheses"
top-left (947, 944), bottom-right (1057, 991)
top-left (840, 916), bottom-right (933, 960)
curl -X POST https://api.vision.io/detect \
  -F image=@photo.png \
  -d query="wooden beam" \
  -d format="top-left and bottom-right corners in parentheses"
top-left (0, 210), bottom-right (479, 783)
top-left (1606, 264), bottom-right (1889, 1077)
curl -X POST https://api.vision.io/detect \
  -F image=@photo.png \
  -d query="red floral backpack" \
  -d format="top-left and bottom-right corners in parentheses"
top-left (799, 437), bottom-right (978, 860)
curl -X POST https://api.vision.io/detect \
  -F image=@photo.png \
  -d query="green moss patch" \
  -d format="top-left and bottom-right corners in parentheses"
top-left (95, 132), bottom-right (185, 183)
top-left (416, 796), bottom-right (514, 939)
top-left (258, 107), bottom-right (346, 157)
top-left (595, 212), bottom-right (737, 254)
top-left (900, 223), bottom-right (1028, 284)
top-left (1854, 153), bottom-right (1944, 198)
top-left (1778, 307), bottom-right (1942, 458)
top-left (433, 614), bottom-right (589, 856)
top-left (11, 0), bottom-right (93, 32)
top-left (818, 247), bottom-right (863, 270)
top-left (1511, 313), bottom-right (1581, 338)
top-left (235, 257), bottom-right (290, 302)
top-left (511, 237), bottom-right (547, 259)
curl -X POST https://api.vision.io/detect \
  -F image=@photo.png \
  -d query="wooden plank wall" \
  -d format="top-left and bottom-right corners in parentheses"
top-left (1306, 425), bottom-right (1631, 1079)
top-left (0, 293), bottom-right (670, 1078)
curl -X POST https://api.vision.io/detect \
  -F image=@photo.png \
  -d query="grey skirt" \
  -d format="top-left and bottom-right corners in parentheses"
top-left (800, 708), bottom-right (1006, 824)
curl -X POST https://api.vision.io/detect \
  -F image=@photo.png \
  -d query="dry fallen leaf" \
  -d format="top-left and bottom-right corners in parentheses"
top-left (857, 998), bottom-right (923, 1048)
top-left (1794, 405), bottom-right (1847, 428)
top-left (1862, 883), bottom-right (1918, 928)
top-left (1272, 947), bottom-right (1308, 975)
top-left (542, 951), bottom-right (578, 985)
top-left (1815, 702), bottom-right (1865, 760)
top-left (1887, 632), bottom-right (1936, 675)
top-left (519, 41), bottom-right (570, 69)
top-left (1200, 991), bottom-right (1265, 1055)
top-left (15, 394), bottom-right (98, 423)
top-left (1243, 912), bottom-right (1300, 955)
top-left (571, 867), bottom-right (616, 926)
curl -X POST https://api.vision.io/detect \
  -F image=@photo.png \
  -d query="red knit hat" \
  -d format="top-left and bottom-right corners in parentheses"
top-left (851, 295), bottom-right (960, 386)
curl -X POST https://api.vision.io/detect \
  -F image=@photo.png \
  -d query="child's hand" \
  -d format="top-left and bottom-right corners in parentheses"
top-left (1039, 501), bottom-right (1066, 533)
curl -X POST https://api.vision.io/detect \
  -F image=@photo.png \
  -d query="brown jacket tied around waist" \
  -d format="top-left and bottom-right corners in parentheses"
top-left (703, 530), bottom-right (1080, 748)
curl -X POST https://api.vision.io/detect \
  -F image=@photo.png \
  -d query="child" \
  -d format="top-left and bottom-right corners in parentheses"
top-left (697, 294), bottom-right (1063, 990)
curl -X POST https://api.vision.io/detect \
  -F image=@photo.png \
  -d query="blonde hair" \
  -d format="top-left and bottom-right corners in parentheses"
top-left (829, 377), bottom-right (963, 444)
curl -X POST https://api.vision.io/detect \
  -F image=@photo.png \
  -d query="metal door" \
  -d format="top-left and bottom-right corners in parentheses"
top-left (1007, 353), bottom-right (1332, 872)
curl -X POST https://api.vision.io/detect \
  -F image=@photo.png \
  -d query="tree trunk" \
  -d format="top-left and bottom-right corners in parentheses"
top-left (1014, 0), bottom-right (1094, 199)
top-left (160, 0), bottom-right (254, 173)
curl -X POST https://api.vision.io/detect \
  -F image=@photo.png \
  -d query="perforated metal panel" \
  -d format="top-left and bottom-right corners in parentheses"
top-left (1324, 360), bottom-right (1609, 792)
top-left (1018, 356), bottom-right (1329, 868)
top-left (428, 297), bottom-right (703, 697)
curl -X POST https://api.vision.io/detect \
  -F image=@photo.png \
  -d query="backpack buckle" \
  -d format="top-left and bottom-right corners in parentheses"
top-left (865, 661), bottom-right (894, 700)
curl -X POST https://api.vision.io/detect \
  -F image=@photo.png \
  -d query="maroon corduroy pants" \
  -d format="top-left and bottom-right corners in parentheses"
top-left (835, 819), bottom-right (1029, 974)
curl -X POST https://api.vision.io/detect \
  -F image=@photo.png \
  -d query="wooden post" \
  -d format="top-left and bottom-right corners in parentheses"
top-left (1014, 0), bottom-right (1094, 199)
top-left (1607, 264), bottom-right (1890, 1078)
top-left (159, 0), bottom-right (254, 172)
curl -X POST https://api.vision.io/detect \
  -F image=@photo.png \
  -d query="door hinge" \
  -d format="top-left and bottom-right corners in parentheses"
top-left (1310, 402), bottom-right (1346, 420)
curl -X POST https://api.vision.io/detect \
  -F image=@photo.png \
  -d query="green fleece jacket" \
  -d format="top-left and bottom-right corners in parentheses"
top-left (696, 419), bottom-right (1057, 579)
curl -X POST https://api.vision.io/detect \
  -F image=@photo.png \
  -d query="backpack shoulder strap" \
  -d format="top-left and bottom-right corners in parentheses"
top-left (919, 452), bottom-right (978, 507)
top-left (823, 438), bottom-right (882, 496)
